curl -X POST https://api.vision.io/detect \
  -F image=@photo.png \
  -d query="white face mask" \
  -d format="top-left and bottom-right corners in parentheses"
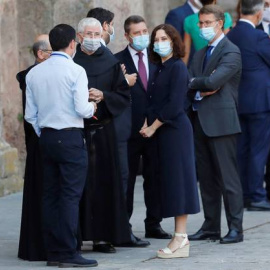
top-left (82, 37), bottom-right (101, 52)
top-left (263, 8), bottom-right (270, 22)
top-left (199, 24), bottom-right (217, 42)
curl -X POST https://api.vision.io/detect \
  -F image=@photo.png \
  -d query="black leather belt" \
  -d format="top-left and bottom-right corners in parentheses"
top-left (42, 127), bottom-right (83, 131)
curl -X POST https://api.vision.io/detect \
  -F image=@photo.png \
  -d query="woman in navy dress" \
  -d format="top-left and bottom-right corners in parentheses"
top-left (140, 24), bottom-right (200, 259)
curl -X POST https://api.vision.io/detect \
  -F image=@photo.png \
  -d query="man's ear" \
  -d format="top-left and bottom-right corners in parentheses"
top-left (70, 39), bottom-right (76, 50)
top-left (77, 33), bottom-right (83, 43)
top-left (37, 49), bottom-right (45, 61)
top-left (102, 21), bottom-right (109, 32)
top-left (124, 32), bottom-right (131, 43)
top-left (218, 20), bottom-right (224, 30)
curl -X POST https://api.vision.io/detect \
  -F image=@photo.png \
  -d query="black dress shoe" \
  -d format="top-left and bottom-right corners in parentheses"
top-left (59, 253), bottom-right (98, 268)
top-left (47, 252), bottom-right (60, 266)
top-left (145, 227), bottom-right (172, 239)
top-left (188, 228), bottom-right (220, 241)
top-left (115, 233), bottom-right (150, 247)
top-left (220, 229), bottom-right (243, 244)
top-left (247, 200), bottom-right (270, 211)
top-left (46, 261), bottom-right (59, 266)
top-left (92, 243), bottom-right (116, 253)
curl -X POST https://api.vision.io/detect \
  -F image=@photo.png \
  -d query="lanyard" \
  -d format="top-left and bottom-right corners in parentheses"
top-left (51, 53), bottom-right (69, 59)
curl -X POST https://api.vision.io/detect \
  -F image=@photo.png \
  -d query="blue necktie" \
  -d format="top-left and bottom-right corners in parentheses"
top-left (203, 45), bottom-right (214, 71)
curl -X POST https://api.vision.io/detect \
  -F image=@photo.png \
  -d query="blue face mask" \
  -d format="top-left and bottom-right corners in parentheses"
top-left (153, 41), bottom-right (172, 57)
top-left (130, 34), bottom-right (150, 51)
top-left (199, 25), bottom-right (217, 42)
top-left (108, 25), bottom-right (115, 42)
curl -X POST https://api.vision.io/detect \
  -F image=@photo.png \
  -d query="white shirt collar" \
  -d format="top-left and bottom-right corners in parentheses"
top-left (128, 45), bottom-right (148, 58)
top-left (100, 38), bottom-right (106, 47)
top-left (262, 20), bottom-right (270, 33)
top-left (51, 51), bottom-right (72, 60)
top-left (187, 0), bottom-right (200, 14)
top-left (239, 18), bottom-right (256, 28)
top-left (210, 33), bottom-right (225, 48)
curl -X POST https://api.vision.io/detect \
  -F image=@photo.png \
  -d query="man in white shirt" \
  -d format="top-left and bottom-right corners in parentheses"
top-left (25, 24), bottom-right (97, 268)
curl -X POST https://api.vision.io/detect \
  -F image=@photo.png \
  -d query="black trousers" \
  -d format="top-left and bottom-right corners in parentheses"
top-left (127, 136), bottom-right (162, 230)
top-left (264, 154), bottom-right (270, 200)
top-left (193, 115), bottom-right (243, 233)
top-left (39, 129), bottom-right (87, 258)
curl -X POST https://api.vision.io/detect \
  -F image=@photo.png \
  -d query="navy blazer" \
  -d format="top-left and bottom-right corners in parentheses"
top-left (115, 46), bottom-right (155, 139)
top-left (227, 21), bottom-right (270, 114)
top-left (165, 1), bottom-right (194, 39)
top-left (165, 1), bottom-right (195, 65)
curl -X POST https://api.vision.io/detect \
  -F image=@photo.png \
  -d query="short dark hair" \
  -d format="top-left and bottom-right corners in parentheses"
top-left (149, 24), bottom-right (185, 64)
top-left (240, 0), bottom-right (264, 15)
top-left (199, 5), bottom-right (225, 28)
top-left (49, 24), bottom-right (76, 51)
top-left (124, 15), bottom-right (146, 34)
top-left (201, 0), bottom-right (216, 5)
top-left (87, 7), bottom-right (114, 25)
top-left (32, 40), bottom-right (49, 58)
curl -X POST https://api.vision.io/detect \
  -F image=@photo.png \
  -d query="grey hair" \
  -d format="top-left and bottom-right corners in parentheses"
top-left (32, 40), bottom-right (49, 58)
top-left (241, 0), bottom-right (264, 15)
top-left (77, 17), bottom-right (102, 33)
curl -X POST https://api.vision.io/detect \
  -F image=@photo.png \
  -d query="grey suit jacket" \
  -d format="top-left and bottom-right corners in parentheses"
top-left (188, 36), bottom-right (242, 137)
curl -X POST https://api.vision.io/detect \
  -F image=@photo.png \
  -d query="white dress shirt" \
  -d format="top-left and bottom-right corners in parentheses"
top-left (239, 18), bottom-right (256, 28)
top-left (262, 20), bottom-right (270, 34)
top-left (128, 45), bottom-right (149, 80)
top-left (187, 0), bottom-right (200, 14)
top-left (25, 52), bottom-right (95, 136)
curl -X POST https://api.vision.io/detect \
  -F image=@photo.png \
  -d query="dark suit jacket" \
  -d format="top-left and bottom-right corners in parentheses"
top-left (227, 21), bottom-right (270, 114)
top-left (165, 1), bottom-right (194, 39)
top-left (256, 23), bottom-right (264, 31)
top-left (115, 46), bottom-right (155, 139)
top-left (165, 1), bottom-right (195, 65)
top-left (188, 36), bottom-right (242, 137)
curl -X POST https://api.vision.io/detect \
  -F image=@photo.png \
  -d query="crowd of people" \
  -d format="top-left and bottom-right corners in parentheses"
top-left (16, 0), bottom-right (270, 268)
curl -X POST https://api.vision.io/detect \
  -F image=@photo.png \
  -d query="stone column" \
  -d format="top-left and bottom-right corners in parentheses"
top-left (0, 0), bottom-right (23, 196)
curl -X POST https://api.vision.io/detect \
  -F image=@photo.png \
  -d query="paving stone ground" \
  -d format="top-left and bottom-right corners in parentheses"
top-left (0, 177), bottom-right (269, 270)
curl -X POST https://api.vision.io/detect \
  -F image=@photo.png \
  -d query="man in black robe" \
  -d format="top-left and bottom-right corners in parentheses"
top-left (16, 34), bottom-right (51, 261)
top-left (74, 17), bottom-right (131, 253)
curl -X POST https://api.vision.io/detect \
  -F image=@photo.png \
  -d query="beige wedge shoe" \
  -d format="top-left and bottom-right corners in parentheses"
top-left (157, 233), bottom-right (190, 259)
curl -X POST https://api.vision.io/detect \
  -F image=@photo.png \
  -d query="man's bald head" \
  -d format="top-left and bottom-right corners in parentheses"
top-left (32, 34), bottom-right (52, 62)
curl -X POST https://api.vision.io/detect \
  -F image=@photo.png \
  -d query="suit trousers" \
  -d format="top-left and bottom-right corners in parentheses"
top-left (237, 112), bottom-right (270, 202)
top-left (264, 154), bottom-right (270, 200)
top-left (194, 114), bottom-right (243, 232)
top-left (127, 136), bottom-right (162, 230)
top-left (39, 129), bottom-right (87, 258)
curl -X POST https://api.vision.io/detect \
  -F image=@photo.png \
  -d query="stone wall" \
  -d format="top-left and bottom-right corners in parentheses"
top-left (0, 0), bottom-right (23, 196)
top-left (0, 0), bottom-right (238, 196)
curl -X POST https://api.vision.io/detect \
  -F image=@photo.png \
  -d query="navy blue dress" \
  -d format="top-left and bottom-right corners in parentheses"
top-left (147, 57), bottom-right (200, 218)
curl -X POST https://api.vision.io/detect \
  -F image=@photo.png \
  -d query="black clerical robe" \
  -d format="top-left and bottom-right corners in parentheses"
top-left (16, 66), bottom-right (46, 261)
top-left (74, 44), bottom-right (131, 244)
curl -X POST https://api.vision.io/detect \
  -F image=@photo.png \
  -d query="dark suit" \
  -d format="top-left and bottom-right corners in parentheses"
top-left (227, 21), bottom-right (270, 203)
top-left (115, 46), bottom-right (161, 230)
top-left (257, 23), bottom-right (270, 200)
top-left (165, 1), bottom-right (195, 65)
top-left (188, 36), bottom-right (243, 233)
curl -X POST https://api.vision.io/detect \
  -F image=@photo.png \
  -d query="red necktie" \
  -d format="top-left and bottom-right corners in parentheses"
top-left (136, 52), bottom-right (148, 91)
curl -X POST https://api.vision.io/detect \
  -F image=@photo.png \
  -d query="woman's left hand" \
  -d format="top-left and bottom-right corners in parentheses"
top-left (140, 126), bottom-right (156, 138)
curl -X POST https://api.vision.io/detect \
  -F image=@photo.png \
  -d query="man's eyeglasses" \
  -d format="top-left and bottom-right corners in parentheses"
top-left (198, 20), bottom-right (218, 27)
top-left (42, 49), bottom-right (53, 55)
